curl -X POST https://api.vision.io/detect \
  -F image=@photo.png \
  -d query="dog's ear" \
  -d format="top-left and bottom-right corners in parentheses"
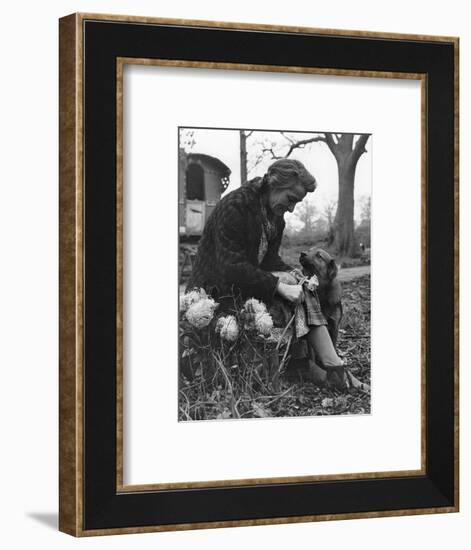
top-left (327, 259), bottom-right (338, 280)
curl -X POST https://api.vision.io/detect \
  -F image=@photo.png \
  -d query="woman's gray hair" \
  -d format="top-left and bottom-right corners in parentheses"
top-left (263, 159), bottom-right (317, 193)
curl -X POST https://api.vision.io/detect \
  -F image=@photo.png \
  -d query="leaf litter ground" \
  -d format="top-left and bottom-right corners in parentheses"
top-left (179, 274), bottom-right (371, 421)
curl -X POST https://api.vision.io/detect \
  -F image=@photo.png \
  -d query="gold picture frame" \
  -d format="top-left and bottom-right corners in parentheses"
top-left (59, 13), bottom-right (459, 536)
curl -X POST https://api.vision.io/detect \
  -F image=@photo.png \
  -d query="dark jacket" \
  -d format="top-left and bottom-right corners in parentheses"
top-left (187, 178), bottom-right (292, 304)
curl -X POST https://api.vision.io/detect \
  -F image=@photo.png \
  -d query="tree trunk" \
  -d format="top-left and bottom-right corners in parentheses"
top-left (333, 158), bottom-right (357, 257)
top-left (323, 133), bottom-right (369, 257)
top-left (240, 130), bottom-right (248, 185)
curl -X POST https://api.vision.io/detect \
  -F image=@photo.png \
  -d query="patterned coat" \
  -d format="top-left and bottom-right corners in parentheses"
top-left (187, 178), bottom-right (292, 304)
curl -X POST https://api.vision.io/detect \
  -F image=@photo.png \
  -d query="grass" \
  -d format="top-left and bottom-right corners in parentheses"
top-left (178, 274), bottom-right (371, 421)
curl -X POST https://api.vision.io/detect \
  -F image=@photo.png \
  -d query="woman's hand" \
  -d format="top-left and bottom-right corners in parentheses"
top-left (276, 282), bottom-right (304, 304)
top-left (290, 268), bottom-right (305, 280)
top-left (272, 271), bottom-right (297, 286)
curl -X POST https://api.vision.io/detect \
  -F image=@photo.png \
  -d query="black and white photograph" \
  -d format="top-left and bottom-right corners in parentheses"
top-left (0, 0), bottom-right (462, 545)
top-left (178, 127), bottom-right (372, 421)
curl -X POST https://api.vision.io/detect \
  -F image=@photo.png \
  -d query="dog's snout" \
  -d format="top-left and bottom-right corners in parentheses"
top-left (299, 252), bottom-right (308, 266)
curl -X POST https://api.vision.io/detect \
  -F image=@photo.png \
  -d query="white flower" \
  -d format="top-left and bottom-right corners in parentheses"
top-left (179, 288), bottom-right (208, 312)
top-left (243, 298), bottom-right (267, 316)
top-left (307, 275), bottom-right (319, 292)
top-left (242, 298), bottom-right (273, 334)
top-left (185, 297), bottom-right (218, 328)
top-left (216, 315), bottom-right (239, 342)
top-left (254, 312), bottom-right (274, 336)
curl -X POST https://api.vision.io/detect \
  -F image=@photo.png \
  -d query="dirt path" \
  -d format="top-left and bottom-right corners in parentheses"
top-left (337, 265), bottom-right (370, 282)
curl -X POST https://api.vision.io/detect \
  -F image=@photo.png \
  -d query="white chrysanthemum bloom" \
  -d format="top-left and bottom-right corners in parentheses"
top-left (243, 298), bottom-right (267, 316)
top-left (307, 274), bottom-right (319, 292)
top-left (185, 297), bottom-right (218, 328)
top-left (216, 315), bottom-right (239, 342)
top-left (255, 311), bottom-right (274, 336)
top-left (179, 288), bottom-right (207, 312)
top-left (242, 298), bottom-right (271, 332)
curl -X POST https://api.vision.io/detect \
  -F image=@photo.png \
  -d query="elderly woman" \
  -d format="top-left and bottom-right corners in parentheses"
top-left (187, 158), bottom-right (345, 385)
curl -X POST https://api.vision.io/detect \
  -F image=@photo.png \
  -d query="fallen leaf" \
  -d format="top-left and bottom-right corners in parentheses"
top-left (253, 403), bottom-right (272, 418)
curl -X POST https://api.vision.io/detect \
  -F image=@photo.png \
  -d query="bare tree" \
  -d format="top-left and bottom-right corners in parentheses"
top-left (239, 130), bottom-right (253, 185)
top-left (243, 130), bottom-right (370, 256)
top-left (257, 131), bottom-right (369, 256)
top-left (179, 129), bottom-right (196, 151)
top-left (294, 196), bottom-right (318, 236)
top-left (356, 195), bottom-right (371, 249)
top-left (246, 134), bottom-right (281, 176)
top-left (323, 200), bottom-right (337, 245)
top-left (256, 131), bottom-right (326, 162)
top-left (323, 133), bottom-right (370, 256)
top-left (360, 195), bottom-right (371, 225)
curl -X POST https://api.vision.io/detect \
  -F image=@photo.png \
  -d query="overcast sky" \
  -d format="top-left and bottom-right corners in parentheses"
top-left (180, 127), bottom-right (372, 228)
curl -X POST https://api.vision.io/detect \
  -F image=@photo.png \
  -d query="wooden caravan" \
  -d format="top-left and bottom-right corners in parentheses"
top-left (179, 150), bottom-right (231, 238)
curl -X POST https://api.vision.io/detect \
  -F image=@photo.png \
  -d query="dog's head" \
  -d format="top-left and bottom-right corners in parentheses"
top-left (299, 247), bottom-right (338, 284)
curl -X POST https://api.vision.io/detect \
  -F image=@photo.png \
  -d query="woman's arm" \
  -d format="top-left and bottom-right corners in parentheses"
top-left (260, 217), bottom-right (293, 272)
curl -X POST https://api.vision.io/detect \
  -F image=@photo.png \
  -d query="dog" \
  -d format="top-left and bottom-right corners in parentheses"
top-left (299, 247), bottom-right (343, 347)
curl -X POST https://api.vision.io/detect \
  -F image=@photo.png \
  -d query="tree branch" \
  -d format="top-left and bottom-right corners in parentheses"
top-left (247, 153), bottom-right (266, 175)
top-left (344, 134), bottom-right (354, 150)
top-left (324, 133), bottom-right (338, 157)
top-left (280, 131), bottom-right (295, 145)
top-left (283, 136), bottom-right (326, 157)
top-left (352, 134), bottom-right (370, 161)
top-left (261, 147), bottom-right (284, 160)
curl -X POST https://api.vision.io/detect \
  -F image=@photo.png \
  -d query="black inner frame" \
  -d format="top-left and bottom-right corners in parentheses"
top-left (82, 20), bottom-right (456, 530)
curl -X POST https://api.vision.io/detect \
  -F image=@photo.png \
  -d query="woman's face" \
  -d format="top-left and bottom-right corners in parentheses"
top-left (267, 183), bottom-right (307, 216)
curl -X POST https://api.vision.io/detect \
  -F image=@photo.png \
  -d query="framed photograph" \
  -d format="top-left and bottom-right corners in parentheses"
top-left (59, 13), bottom-right (459, 537)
